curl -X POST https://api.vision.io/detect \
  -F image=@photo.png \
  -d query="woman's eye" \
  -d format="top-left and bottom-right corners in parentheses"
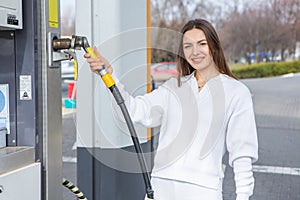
top-left (200, 42), bottom-right (207, 46)
top-left (184, 45), bottom-right (191, 49)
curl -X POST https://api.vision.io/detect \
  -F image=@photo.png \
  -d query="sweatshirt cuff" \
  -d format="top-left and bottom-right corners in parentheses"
top-left (236, 193), bottom-right (249, 200)
top-left (233, 157), bottom-right (254, 197)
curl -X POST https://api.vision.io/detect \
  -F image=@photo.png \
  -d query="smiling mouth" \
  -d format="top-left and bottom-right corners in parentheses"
top-left (192, 57), bottom-right (204, 63)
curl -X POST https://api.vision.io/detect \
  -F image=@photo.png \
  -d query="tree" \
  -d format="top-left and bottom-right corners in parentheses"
top-left (150, 0), bottom-right (299, 63)
top-left (271, 0), bottom-right (300, 59)
top-left (150, 0), bottom-right (190, 63)
top-left (220, 8), bottom-right (260, 64)
top-left (150, 0), bottom-right (230, 63)
top-left (220, 0), bottom-right (297, 63)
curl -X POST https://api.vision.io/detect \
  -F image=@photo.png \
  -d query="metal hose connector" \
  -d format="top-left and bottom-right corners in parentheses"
top-left (52, 38), bottom-right (72, 51)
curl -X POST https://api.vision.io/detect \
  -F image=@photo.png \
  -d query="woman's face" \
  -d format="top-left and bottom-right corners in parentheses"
top-left (182, 28), bottom-right (215, 72)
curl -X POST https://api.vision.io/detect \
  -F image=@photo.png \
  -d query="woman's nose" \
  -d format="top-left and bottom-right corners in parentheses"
top-left (192, 44), bottom-right (200, 55)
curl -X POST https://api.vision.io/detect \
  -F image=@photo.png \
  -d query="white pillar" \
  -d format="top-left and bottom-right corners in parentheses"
top-left (76, 0), bottom-right (148, 152)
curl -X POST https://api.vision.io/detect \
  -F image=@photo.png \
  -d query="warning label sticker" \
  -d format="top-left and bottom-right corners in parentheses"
top-left (20, 75), bottom-right (32, 100)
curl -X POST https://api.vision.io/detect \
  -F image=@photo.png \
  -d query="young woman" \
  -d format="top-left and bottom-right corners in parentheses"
top-left (85, 19), bottom-right (258, 200)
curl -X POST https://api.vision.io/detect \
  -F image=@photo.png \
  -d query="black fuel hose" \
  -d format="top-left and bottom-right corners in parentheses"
top-left (110, 85), bottom-right (154, 199)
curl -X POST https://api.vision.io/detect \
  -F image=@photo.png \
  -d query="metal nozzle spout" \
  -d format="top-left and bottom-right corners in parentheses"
top-left (72, 36), bottom-right (90, 50)
top-left (52, 38), bottom-right (72, 51)
top-left (52, 35), bottom-right (91, 51)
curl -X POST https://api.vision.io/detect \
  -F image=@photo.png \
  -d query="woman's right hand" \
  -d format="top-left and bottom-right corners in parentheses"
top-left (83, 47), bottom-right (113, 75)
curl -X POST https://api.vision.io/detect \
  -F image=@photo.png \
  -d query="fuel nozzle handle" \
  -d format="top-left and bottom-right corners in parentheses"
top-left (82, 43), bottom-right (98, 59)
top-left (82, 45), bottom-right (116, 89)
top-left (52, 35), bottom-right (115, 89)
top-left (63, 36), bottom-right (116, 89)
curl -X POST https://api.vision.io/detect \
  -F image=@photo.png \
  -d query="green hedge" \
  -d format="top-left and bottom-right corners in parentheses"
top-left (231, 60), bottom-right (300, 79)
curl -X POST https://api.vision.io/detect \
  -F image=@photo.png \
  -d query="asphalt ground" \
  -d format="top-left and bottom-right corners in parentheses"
top-left (62, 73), bottom-right (300, 200)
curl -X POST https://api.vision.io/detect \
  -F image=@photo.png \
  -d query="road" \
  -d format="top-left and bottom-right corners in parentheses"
top-left (223, 73), bottom-right (300, 200)
top-left (62, 73), bottom-right (300, 200)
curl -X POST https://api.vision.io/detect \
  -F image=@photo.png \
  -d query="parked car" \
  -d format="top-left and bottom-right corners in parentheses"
top-left (151, 62), bottom-right (177, 85)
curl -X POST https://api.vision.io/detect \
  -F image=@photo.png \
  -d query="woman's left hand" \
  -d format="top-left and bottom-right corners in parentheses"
top-left (83, 46), bottom-right (113, 75)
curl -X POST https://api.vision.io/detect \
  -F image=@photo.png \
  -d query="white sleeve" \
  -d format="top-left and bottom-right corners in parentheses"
top-left (111, 74), bottom-right (168, 128)
top-left (226, 85), bottom-right (258, 166)
top-left (233, 157), bottom-right (255, 200)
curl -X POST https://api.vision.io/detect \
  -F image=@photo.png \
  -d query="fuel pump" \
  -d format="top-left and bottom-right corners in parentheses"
top-left (52, 35), bottom-right (154, 200)
top-left (0, 1), bottom-right (40, 200)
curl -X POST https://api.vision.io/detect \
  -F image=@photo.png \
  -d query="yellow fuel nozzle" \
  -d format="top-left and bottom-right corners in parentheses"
top-left (78, 37), bottom-right (116, 88)
top-left (52, 35), bottom-right (116, 89)
top-left (84, 46), bottom-right (98, 59)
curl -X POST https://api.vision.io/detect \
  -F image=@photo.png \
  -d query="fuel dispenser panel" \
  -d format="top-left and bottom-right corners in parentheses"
top-left (0, 31), bottom-right (16, 147)
top-left (0, 0), bottom-right (23, 29)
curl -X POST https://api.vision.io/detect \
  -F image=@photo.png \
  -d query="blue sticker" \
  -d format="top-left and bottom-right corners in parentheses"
top-left (0, 90), bottom-right (5, 113)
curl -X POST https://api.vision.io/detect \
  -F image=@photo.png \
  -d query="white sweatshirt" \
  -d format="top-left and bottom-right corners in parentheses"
top-left (112, 72), bottom-right (258, 199)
